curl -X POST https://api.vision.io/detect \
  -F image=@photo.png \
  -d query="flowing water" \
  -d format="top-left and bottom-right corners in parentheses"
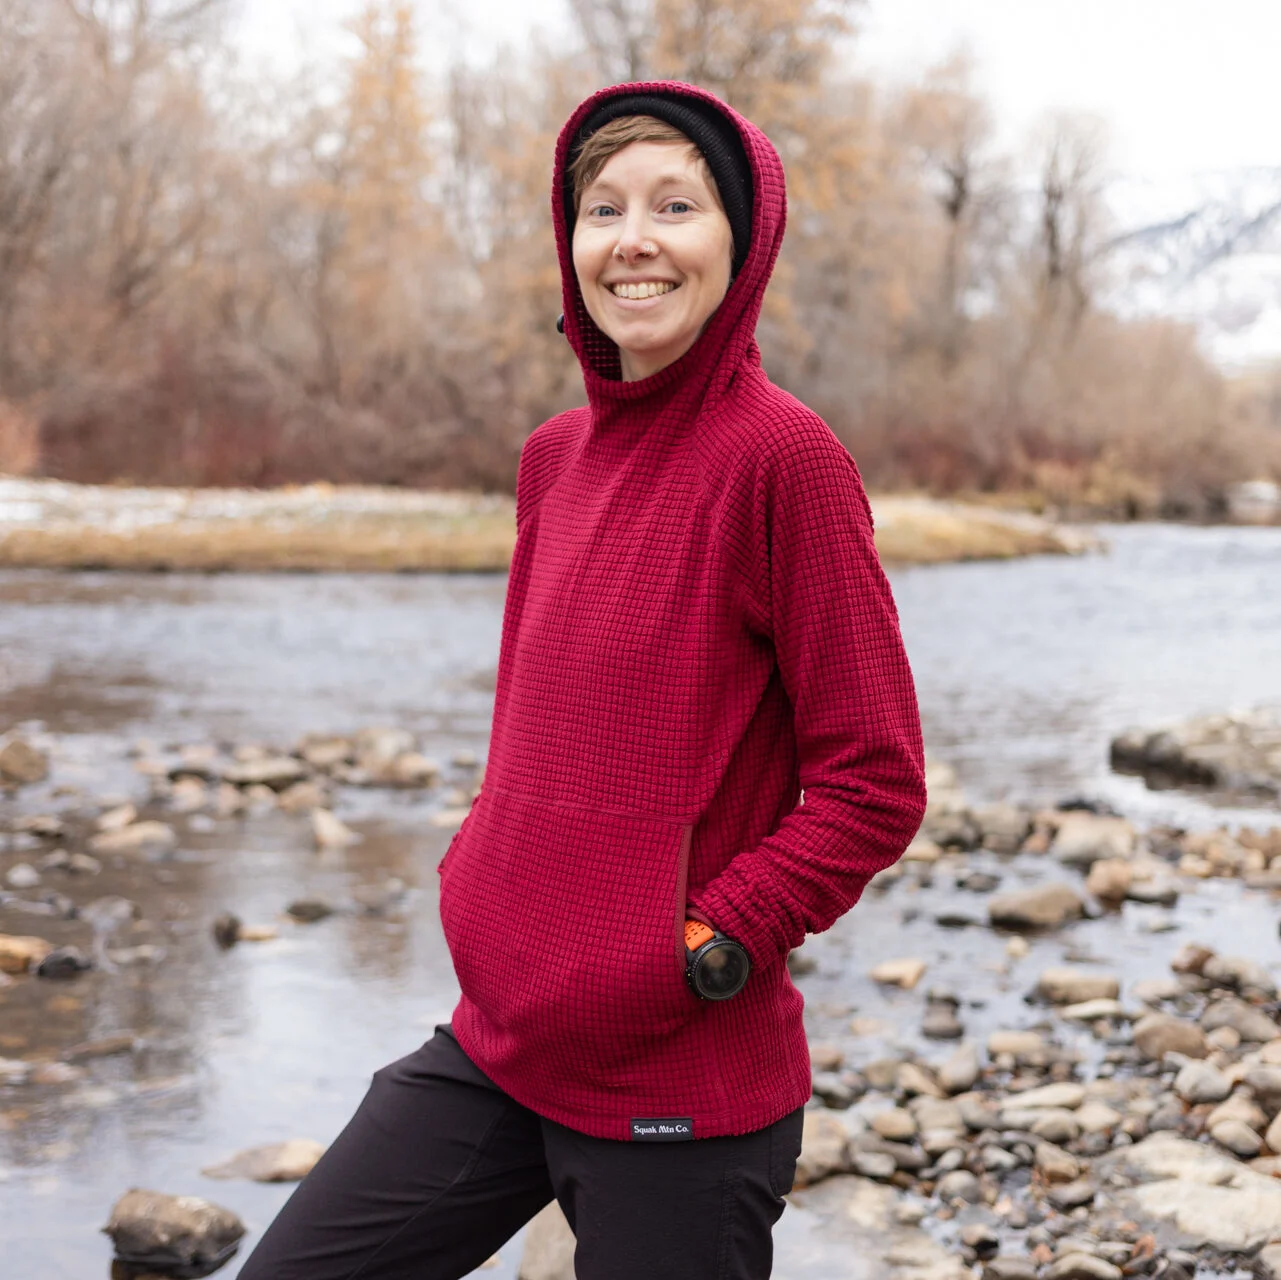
top-left (0, 522), bottom-right (1279, 1278)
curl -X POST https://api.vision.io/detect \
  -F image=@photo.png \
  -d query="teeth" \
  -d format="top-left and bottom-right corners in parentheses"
top-left (611, 281), bottom-right (676, 299)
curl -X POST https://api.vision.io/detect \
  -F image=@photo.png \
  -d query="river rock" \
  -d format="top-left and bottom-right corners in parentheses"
top-left (277, 780), bottom-right (330, 814)
top-left (5, 862), bottom-right (40, 889)
top-left (984, 1259), bottom-right (1039, 1280)
top-left (937, 1169), bottom-right (982, 1204)
top-left (88, 821), bottom-right (177, 857)
top-left (286, 899), bottom-right (336, 923)
top-left (938, 1044), bottom-right (980, 1094)
top-left (1261, 1245), bottom-right (1281, 1280)
top-left (871, 1108), bottom-right (918, 1141)
top-left (1132, 1013), bottom-right (1209, 1061)
top-left (922, 999), bottom-right (965, 1041)
top-left (1210, 1119), bottom-right (1263, 1158)
top-left (1058, 998), bottom-right (1126, 1022)
top-left (36, 945), bottom-right (92, 978)
top-left (897, 1062), bottom-right (945, 1099)
top-left (1201, 997), bottom-right (1280, 1043)
top-left (225, 755), bottom-right (310, 790)
top-left (1005, 1082), bottom-right (1085, 1111)
top-left (95, 802), bottom-right (138, 832)
top-left (1085, 858), bottom-right (1132, 900)
top-left (1050, 814), bottom-right (1136, 868)
top-left (974, 803), bottom-right (1032, 854)
top-left (1202, 953), bottom-right (1277, 998)
top-left (1267, 1111), bottom-right (1281, 1154)
top-left (987, 1030), bottom-right (1048, 1064)
top-left (795, 1111), bottom-right (849, 1187)
top-left (518, 1201), bottom-right (576, 1280)
top-left (988, 883), bottom-right (1084, 929)
top-left (1045, 1178), bottom-right (1095, 1209)
top-left (311, 808), bottom-right (360, 849)
top-left (1242, 1065), bottom-right (1281, 1110)
top-left (0, 932), bottom-right (53, 973)
top-left (1044, 1255), bottom-right (1121, 1280)
top-left (1029, 1109), bottom-right (1080, 1144)
top-left (1036, 968), bottom-right (1120, 1005)
top-left (1174, 1060), bottom-right (1231, 1104)
top-left (386, 752), bottom-right (440, 787)
top-left (1207, 1094), bottom-right (1268, 1132)
top-left (902, 835), bottom-right (942, 863)
top-left (202, 1140), bottom-right (326, 1181)
top-left (103, 1188), bottom-right (245, 1270)
top-left (1103, 1132), bottom-right (1281, 1251)
top-left (871, 957), bottom-right (927, 989)
top-left (0, 737), bottom-right (49, 785)
top-left (1074, 1100), bottom-right (1122, 1133)
top-left (1034, 1141), bottom-right (1080, 1183)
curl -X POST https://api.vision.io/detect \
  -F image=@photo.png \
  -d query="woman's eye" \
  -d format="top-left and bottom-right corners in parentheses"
top-left (590, 204), bottom-right (619, 218)
top-left (665, 201), bottom-right (692, 214)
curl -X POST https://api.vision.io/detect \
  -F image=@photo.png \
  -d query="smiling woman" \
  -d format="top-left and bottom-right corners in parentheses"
top-left (236, 81), bottom-right (926, 1280)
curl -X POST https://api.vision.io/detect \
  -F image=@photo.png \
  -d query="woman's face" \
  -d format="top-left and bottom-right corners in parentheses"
top-left (573, 141), bottom-right (734, 382)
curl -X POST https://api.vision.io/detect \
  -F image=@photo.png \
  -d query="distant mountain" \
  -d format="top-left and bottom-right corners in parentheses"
top-left (1106, 167), bottom-right (1281, 369)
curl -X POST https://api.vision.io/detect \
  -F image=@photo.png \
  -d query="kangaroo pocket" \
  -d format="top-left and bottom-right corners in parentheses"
top-left (438, 788), bottom-right (696, 1079)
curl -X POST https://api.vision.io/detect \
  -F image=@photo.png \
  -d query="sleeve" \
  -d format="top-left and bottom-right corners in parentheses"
top-left (687, 420), bottom-right (927, 965)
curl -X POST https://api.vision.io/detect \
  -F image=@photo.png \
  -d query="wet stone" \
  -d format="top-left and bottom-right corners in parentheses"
top-left (811, 1072), bottom-right (856, 1109)
top-left (36, 945), bottom-right (93, 979)
top-left (1036, 968), bottom-right (1120, 1005)
top-left (1132, 1014), bottom-right (1208, 1061)
top-left (937, 1169), bottom-right (982, 1204)
top-left (1200, 997), bottom-right (1279, 1043)
top-left (1210, 1118), bottom-right (1262, 1158)
top-left (1046, 1179), bottom-right (1096, 1210)
top-left (988, 883), bottom-right (1085, 930)
top-left (103, 1188), bottom-right (245, 1271)
top-left (5, 862), bottom-right (40, 889)
top-left (984, 1257), bottom-right (1039, 1280)
top-left (286, 899), bottom-right (337, 923)
top-left (1044, 1253), bottom-right (1122, 1280)
top-left (1173, 1061), bottom-right (1231, 1104)
top-left (851, 1150), bottom-right (896, 1180)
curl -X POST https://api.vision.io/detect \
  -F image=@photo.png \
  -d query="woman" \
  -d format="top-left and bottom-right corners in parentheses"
top-left (239, 80), bottom-right (925, 1280)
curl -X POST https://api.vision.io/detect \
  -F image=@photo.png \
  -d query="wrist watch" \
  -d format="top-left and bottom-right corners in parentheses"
top-left (683, 920), bottom-right (751, 1001)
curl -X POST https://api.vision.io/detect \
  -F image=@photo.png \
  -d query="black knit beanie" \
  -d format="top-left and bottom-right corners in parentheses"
top-left (566, 92), bottom-right (754, 276)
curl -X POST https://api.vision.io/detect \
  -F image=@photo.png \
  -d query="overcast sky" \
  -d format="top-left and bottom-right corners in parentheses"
top-left (234, 0), bottom-right (1280, 183)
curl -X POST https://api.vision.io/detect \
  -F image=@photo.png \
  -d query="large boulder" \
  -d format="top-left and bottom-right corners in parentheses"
top-left (1101, 1133), bottom-right (1281, 1252)
top-left (103, 1189), bottom-right (245, 1271)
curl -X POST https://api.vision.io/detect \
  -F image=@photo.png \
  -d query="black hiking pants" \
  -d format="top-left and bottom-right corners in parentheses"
top-left (236, 1026), bottom-right (804, 1280)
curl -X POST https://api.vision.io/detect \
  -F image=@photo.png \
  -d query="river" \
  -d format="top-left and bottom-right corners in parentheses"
top-left (1, 522), bottom-right (1279, 1278)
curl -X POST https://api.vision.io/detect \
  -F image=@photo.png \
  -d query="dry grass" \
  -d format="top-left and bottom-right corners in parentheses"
top-left (0, 481), bottom-right (1092, 572)
top-left (0, 513), bottom-right (519, 573)
top-left (871, 498), bottom-right (1098, 566)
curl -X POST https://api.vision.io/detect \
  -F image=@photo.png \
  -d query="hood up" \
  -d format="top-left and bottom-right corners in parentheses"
top-left (552, 81), bottom-right (787, 416)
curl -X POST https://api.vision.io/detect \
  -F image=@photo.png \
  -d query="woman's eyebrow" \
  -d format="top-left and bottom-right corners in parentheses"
top-left (584, 172), bottom-right (703, 197)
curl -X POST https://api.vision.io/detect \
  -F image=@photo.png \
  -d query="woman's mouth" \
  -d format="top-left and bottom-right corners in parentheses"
top-left (609, 281), bottom-right (678, 299)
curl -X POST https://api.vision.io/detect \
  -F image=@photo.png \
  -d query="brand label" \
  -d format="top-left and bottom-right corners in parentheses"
top-left (630, 1117), bottom-right (694, 1142)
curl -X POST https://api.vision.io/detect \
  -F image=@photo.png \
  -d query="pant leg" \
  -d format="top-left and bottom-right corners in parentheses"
top-left (542, 1106), bottom-right (804, 1280)
top-left (237, 1029), bottom-right (554, 1280)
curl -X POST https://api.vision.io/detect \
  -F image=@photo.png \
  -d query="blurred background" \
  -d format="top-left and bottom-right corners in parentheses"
top-left (2, 4), bottom-right (1281, 1279)
top-left (1, 0), bottom-right (1278, 513)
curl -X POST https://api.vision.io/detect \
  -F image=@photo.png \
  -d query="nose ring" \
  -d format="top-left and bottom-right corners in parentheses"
top-left (614, 241), bottom-right (658, 259)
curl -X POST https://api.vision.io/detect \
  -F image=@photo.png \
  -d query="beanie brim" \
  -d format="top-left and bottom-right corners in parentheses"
top-left (566, 92), bottom-right (754, 276)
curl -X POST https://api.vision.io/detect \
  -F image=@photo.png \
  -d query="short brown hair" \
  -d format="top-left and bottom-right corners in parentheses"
top-left (569, 115), bottom-right (723, 214)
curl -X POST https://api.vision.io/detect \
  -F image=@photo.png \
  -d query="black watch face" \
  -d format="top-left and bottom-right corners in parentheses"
top-left (694, 940), bottom-right (749, 999)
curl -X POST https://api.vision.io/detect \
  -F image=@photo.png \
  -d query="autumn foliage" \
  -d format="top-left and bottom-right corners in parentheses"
top-left (0, 0), bottom-right (1277, 515)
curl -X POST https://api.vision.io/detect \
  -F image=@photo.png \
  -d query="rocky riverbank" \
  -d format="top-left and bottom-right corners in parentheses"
top-left (1112, 708), bottom-right (1281, 804)
top-left (0, 477), bottom-right (1097, 573)
top-left (3, 732), bottom-right (1281, 1278)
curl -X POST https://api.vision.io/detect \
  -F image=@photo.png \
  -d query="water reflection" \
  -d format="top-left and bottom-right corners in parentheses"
top-left (1, 526), bottom-right (1280, 1276)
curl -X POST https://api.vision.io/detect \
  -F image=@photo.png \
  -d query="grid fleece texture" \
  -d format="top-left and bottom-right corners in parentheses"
top-left (443, 81), bottom-right (927, 1141)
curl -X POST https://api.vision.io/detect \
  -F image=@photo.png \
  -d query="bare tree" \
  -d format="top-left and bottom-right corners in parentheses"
top-left (569, 0), bottom-right (654, 83)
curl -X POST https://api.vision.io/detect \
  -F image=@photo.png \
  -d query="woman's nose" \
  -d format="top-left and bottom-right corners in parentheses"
top-left (613, 215), bottom-right (659, 263)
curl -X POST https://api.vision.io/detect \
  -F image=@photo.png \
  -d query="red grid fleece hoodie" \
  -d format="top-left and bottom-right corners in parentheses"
top-left (440, 81), bottom-right (926, 1140)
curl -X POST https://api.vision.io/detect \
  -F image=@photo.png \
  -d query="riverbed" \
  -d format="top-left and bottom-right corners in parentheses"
top-left (1, 522), bottom-right (1279, 1278)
